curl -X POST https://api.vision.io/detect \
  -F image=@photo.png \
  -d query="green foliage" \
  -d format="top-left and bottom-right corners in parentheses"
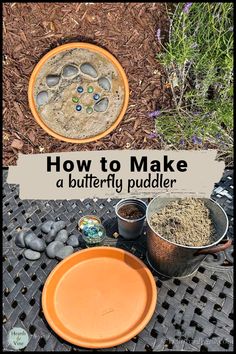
top-left (156, 2), bottom-right (233, 164)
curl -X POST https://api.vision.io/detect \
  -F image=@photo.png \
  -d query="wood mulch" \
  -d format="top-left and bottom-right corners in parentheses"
top-left (3, 2), bottom-right (172, 166)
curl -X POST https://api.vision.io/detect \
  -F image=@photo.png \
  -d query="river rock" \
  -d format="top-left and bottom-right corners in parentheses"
top-left (67, 235), bottom-right (79, 247)
top-left (15, 230), bottom-right (28, 248)
top-left (62, 65), bottom-right (78, 77)
top-left (24, 249), bottom-right (41, 261)
top-left (46, 229), bottom-right (57, 243)
top-left (46, 75), bottom-right (60, 87)
top-left (80, 63), bottom-right (97, 78)
top-left (94, 98), bottom-right (109, 112)
top-left (27, 237), bottom-right (46, 252)
top-left (24, 232), bottom-right (37, 247)
top-left (55, 229), bottom-right (68, 243)
top-left (98, 77), bottom-right (111, 91)
top-left (56, 246), bottom-right (74, 260)
top-left (36, 91), bottom-right (48, 106)
top-left (46, 221), bottom-right (66, 243)
top-left (52, 221), bottom-right (66, 233)
top-left (41, 220), bottom-right (54, 234)
top-left (46, 241), bottom-right (64, 259)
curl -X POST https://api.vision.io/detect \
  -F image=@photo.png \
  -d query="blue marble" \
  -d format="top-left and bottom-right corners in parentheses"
top-left (77, 86), bottom-right (84, 93)
top-left (76, 104), bottom-right (82, 111)
top-left (93, 93), bottom-right (100, 100)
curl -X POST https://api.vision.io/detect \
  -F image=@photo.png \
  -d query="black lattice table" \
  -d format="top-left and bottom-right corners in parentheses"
top-left (2, 169), bottom-right (234, 352)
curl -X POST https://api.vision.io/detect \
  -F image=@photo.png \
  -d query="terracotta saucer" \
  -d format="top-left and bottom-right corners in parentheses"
top-left (42, 247), bottom-right (157, 348)
top-left (28, 43), bottom-right (129, 143)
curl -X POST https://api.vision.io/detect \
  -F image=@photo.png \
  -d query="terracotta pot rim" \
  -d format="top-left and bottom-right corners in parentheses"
top-left (28, 42), bottom-right (129, 143)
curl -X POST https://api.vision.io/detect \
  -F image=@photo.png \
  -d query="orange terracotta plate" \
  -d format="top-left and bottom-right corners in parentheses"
top-left (42, 247), bottom-right (157, 349)
top-left (28, 43), bottom-right (129, 143)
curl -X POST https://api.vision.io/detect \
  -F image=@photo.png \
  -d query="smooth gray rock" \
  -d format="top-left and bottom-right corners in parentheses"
top-left (52, 221), bottom-right (66, 233)
top-left (46, 229), bottom-right (57, 243)
top-left (56, 246), bottom-right (74, 260)
top-left (24, 232), bottom-right (37, 247)
top-left (46, 241), bottom-right (64, 259)
top-left (24, 249), bottom-right (41, 261)
top-left (55, 229), bottom-right (68, 243)
top-left (94, 98), bottom-right (109, 112)
top-left (66, 235), bottom-right (79, 247)
top-left (46, 221), bottom-right (66, 243)
top-left (41, 220), bottom-right (54, 234)
top-left (80, 63), bottom-right (97, 78)
top-left (36, 91), bottom-right (48, 106)
top-left (27, 237), bottom-right (46, 252)
top-left (15, 231), bottom-right (27, 248)
top-left (62, 65), bottom-right (78, 77)
top-left (98, 77), bottom-right (111, 91)
top-left (46, 75), bottom-right (60, 87)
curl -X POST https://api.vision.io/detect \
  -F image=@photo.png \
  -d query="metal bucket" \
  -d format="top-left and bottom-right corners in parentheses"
top-left (146, 195), bottom-right (231, 278)
top-left (115, 198), bottom-right (147, 240)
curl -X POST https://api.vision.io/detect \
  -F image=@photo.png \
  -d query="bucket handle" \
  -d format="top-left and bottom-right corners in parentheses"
top-left (194, 239), bottom-right (232, 256)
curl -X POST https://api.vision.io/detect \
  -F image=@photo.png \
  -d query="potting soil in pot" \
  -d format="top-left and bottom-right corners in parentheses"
top-left (34, 48), bottom-right (125, 139)
top-left (150, 198), bottom-right (217, 247)
top-left (118, 204), bottom-right (145, 220)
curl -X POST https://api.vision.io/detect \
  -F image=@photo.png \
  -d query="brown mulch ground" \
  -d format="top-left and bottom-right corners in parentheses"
top-left (3, 2), bottom-right (172, 166)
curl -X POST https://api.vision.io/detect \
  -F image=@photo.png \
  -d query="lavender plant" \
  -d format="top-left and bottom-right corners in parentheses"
top-left (155, 2), bottom-right (233, 164)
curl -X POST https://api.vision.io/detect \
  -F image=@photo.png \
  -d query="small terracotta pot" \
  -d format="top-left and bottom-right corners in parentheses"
top-left (28, 42), bottom-right (129, 143)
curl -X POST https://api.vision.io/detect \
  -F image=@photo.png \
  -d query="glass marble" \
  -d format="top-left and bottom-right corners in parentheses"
top-left (93, 93), bottom-right (100, 100)
top-left (77, 86), bottom-right (84, 93)
top-left (86, 107), bottom-right (93, 114)
top-left (82, 224), bottom-right (106, 247)
top-left (76, 104), bottom-right (82, 111)
top-left (87, 86), bottom-right (94, 93)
